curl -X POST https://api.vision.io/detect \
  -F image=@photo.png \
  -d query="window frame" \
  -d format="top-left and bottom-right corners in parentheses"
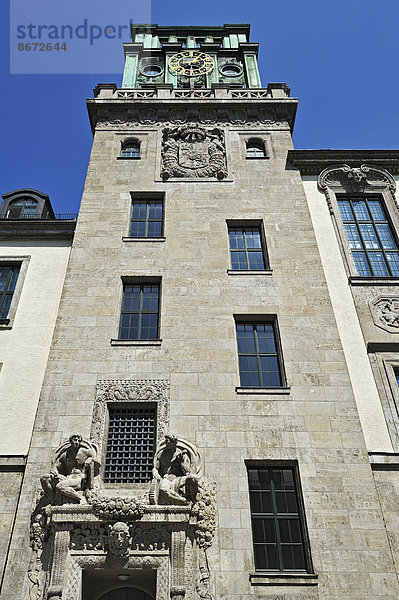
top-left (129, 197), bottom-right (164, 239)
top-left (368, 351), bottom-right (399, 451)
top-left (336, 194), bottom-right (399, 278)
top-left (318, 165), bottom-right (399, 284)
top-left (6, 198), bottom-right (38, 219)
top-left (234, 316), bottom-right (286, 390)
top-left (119, 138), bottom-right (141, 160)
top-left (0, 257), bottom-right (30, 329)
top-left (246, 138), bottom-right (267, 160)
top-left (246, 461), bottom-right (314, 576)
top-left (112, 277), bottom-right (162, 345)
top-left (227, 220), bottom-right (269, 272)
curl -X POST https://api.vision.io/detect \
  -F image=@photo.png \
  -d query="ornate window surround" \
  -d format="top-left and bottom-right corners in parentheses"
top-left (368, 353), bottom-right (399, 451)
top-left (317, 164), bottom-right (399, 285)
top-left (91, 379), bottom-right (170, 487)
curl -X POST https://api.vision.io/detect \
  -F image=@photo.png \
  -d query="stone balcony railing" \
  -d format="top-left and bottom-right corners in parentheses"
top-left (93, 82), bottom-right (291, 101)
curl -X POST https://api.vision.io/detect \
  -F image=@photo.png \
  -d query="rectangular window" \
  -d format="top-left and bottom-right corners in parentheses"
top-left (119, 282), bottom-right (160, 340)
top-left (236, 320), bottom-right (283, 387)
top-left (130, 199), bottom-right (163, 238)
top-left (228, 225), bottom-right (266, 270)
top-left (337, 196), bottom-right (399, 276)
top-left (0, 264), bottom-right (20, 319)
top-left (104, 406), bottom-right (156, 484)
top-left (247, 465), bottom-right (310, 572)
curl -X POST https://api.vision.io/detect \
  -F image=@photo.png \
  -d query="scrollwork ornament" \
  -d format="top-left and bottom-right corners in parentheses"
top-left (318, 164), bottom-right (397, 212)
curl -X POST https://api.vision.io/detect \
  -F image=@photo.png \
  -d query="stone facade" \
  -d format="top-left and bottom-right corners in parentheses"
top-left (2, 25), bottom-right (399, 600)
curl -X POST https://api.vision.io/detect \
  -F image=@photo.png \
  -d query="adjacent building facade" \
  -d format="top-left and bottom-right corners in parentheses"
top-left (1, 23), bottom-right (399, 600)
top-left (0, 189), bottom-right (75, 585)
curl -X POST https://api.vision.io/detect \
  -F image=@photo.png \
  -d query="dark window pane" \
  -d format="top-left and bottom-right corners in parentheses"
top-left (254, 545), bottom-right (267, 570)
top-left (0, 265), bottom-right (20, 319)
top-left (266, 544), bottom-right (278, 569)
top-left (282, 545), bottom-right (294, 570)
top-left (292, 545), bottom-right (306, 570)
top-left (250, 492), bottom-right (262, 514)
top-left (252, 518), bottom-right (264, 542)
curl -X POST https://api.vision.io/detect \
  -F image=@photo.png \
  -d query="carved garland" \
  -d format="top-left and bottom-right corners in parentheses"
top-left (91, 379), bottom-right (170, 446)
top-left (318, 163), bottom-right (397, 215)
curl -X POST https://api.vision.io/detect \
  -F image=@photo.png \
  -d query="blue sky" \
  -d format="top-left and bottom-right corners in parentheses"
top-left (1, 0), bottom-right (399, 214)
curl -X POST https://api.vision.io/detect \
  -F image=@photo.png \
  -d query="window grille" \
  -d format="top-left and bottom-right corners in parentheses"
top-left (228, 225), bottom-right (266, 270)
top-left (247, 465), bottom-right (310, 572)
top-left (104, 406), bottom-right (156, 484)
top-left (236, 320), bottom-right (283, 388)
top-left (130, 199), bottom-right (163, 238)
top-left (0, 264), bottom-right (20, 319)
top-left (337, 195), bottom-right (399, 277)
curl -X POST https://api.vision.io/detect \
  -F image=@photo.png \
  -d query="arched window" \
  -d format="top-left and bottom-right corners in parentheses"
top-left (7, 198), bottom-right (38, 218)
top-left (120, 140), bottom-right (141, 158)
top-left (98, 588), bottom-right (154, 600)
top-left (246, 139), bottom-right (266, 159)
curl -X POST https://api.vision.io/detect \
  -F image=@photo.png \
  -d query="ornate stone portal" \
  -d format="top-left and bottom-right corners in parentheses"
top-left (30, 434), bottom-right (216, 600)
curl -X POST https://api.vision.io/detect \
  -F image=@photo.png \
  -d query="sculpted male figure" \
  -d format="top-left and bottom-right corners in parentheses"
top-left (152, 434), bottom-right (199, 505)
top-left (41, 434), bottom-right (97, 504)
top-left (108, 522), bottom-right (130, 558)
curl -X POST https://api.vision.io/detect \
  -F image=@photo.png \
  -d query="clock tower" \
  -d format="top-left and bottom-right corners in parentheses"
top-left (122, 24), bottom-right (262, 89)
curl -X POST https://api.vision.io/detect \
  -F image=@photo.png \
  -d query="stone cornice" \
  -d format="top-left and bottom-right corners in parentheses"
top-left (87, 87), bottom-right (298, 134)
top-left (287, 149), bottom-right (399, 175)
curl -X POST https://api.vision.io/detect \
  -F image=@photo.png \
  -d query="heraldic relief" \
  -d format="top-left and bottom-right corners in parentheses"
top-left (160, 123), bottom-right (227, 180)
top-left (29, 433), bottom-right (216, 600)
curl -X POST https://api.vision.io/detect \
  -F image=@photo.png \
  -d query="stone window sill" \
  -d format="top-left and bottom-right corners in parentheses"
top-left (110, 339), bottom-right (162, 347)
top-left (117, 156), bottom-right (141, 160)
top-left (349, 276), bottom-right (399, 286)
top-left (227, 269), bottom-right (273, 276)
top-left (122, 237), bottom-right (165, 243)
top-left (235, 387), bottom-right (290, 395)
top-left (250, 572), bottom-right (318, 586)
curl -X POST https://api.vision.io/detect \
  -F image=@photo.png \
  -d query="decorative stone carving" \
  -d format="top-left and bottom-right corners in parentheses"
top-left (108, 522), bottom-right (131, 557)
top-left (92, 379), bottom-right (169, 446)
top-left (370, 296), bottom-right (399, 332)
top-left (86, 489), bottom-right (146, 520)
top-left (160, 124), bottom-right (227, 180)
top-left (318, 163), bottom-right (397, 213)
top-left (96, 104), bottom-right (288, 129)
top-left (32, 433), bottom-right (216, 600)
top-left (40, 434), bottom-right (100, 505)
top-left (150, 435), bottom-right (202, 505)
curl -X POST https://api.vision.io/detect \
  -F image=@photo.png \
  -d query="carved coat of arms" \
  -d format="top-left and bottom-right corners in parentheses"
top-left (161, 123), bottom-right (227, 180)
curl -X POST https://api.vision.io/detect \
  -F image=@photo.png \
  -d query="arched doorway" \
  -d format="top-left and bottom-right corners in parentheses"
top-left (98, 588), bottom-right (154, 600)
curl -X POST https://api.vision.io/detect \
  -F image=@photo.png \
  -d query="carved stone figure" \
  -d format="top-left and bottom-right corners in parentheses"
top-left (370, 296), bottom-right (399, 332)
top-left (150, 434), bottom-right (202, 505)
top-left (161, 124), bottom-right (227, 180)
top-left (41, 434), bottom-right (100, 504)
top-left (108, 522), bottom-right (131, 557)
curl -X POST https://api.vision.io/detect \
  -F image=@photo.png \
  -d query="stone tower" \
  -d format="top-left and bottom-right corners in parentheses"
top-left (2, 23), bottom-right (398, 600)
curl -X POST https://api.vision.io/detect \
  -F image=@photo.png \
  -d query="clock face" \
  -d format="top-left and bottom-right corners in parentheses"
top-left (168, 51), bottom-right (214, 77)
